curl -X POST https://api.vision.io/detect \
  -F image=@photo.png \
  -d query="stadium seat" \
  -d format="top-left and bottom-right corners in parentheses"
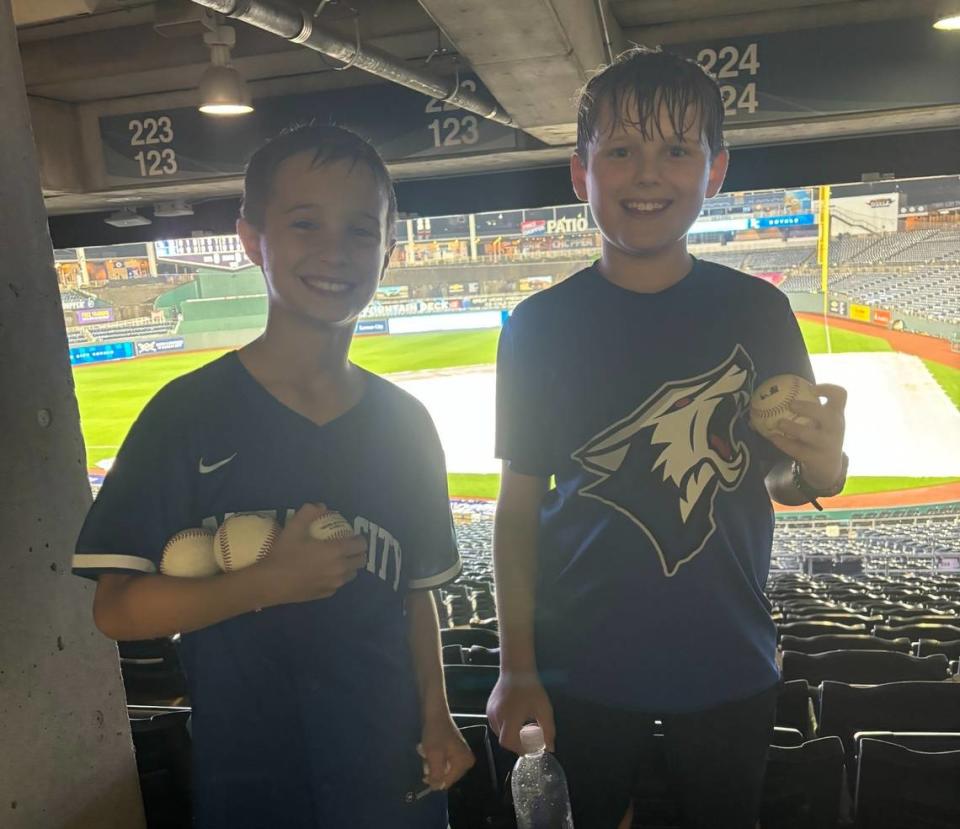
top-left (128, 706), bottom-right (193, 829)
top-left (442, 644), bottom-right (465, 665)
top-left (874, 623), bottom-right (960, 642)
top-left (783, 612), bottom-right (881, 628)
top-left (916, 638), bottom-right (960, 660)
top-left (781, 650), bottom-right (950, 685)
top-left (444, 665), bottom-right (499, 716)
top-left (441, 627), bottom-right (500, 649)
top-left (759, 737), bottom-right (844, 829)
top-left (771, 726), bottom-right (806, 748)
top-left (118, 637), bottom-right (189, 704)
top-left (887, 614), bottom-right (960, 627)
top-left (780, 634), bottom-right (911, 655)
top-left (776, 680), bottom-right (817, 740)
top-left (447, 724), bottom-right (513, 829)
top-left (854, 738), bottom-right (960, 828)
top-left (777, 621), bottom-right (867, 641)
top-left (854, 731), bottom-right (960, 754)
top-left (817, 681), bottom-right (960, 765)
top-left (464, 645), bottom-right (500, 666)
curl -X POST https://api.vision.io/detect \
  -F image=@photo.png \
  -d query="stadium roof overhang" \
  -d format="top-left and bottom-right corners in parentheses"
top-left (12, 0), bottom-right (960, 217)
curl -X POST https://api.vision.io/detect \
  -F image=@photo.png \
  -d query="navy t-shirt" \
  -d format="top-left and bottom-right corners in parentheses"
top-left (495, 259), bottom-right (813, 713)
top-left (73, 352), bottom-right (460, 828)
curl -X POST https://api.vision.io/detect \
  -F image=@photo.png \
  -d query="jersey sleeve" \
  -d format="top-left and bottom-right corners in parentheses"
top-left (756, 292), bottom-right (815, 385)
top-left (752, 292), bottom-right (817, 467)
top-left (72, 383), bottom-right (195, 581)
top-left (494, 313), bottom-right (552, 477)
top-left (403, 408), bottom-right (461, 591)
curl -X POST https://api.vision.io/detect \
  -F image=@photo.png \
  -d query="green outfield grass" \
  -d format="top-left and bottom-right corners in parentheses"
top-left (74, 320), bottom-right (958, 500)
top-left (446, 474), bottom-right (960, 501)
top-left (796, 319), bottom-right (893, 355)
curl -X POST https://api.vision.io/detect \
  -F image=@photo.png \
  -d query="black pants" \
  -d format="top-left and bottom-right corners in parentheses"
top-left (551, 684), bottom-right (778, 829)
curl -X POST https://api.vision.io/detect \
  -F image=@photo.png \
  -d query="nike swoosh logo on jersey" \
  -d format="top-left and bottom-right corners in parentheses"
top-left (199, 453), bottom-right (238, 474)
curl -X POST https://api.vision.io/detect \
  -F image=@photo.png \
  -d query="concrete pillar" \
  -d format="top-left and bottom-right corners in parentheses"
top-left (0, 2), bottom-right (146, 827)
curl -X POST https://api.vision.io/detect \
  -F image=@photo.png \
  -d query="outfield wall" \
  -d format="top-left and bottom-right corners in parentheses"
top-left (785, 291), bottom-right (957, 340)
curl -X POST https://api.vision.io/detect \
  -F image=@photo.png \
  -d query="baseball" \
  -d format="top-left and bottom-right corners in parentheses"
top-left (160, 527), bottom-right (219, 578)
top-left (308, 510), bottom-right (356, 541)
top-left (214, 513), bottom-right (281, 572)
top-left (749, 374), bottom-right (820, 438)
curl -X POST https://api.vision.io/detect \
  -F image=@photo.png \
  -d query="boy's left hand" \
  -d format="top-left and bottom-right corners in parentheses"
top-left (765, 383), bottom-right (847, 490)
top-left (417, 714), bottom-right (475, 791)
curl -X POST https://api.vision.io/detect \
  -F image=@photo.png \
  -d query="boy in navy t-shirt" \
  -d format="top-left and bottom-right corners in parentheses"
top-left (488, 49), bottom-right (848, 828)
top-left (73, 125), bottom-right (473, 828)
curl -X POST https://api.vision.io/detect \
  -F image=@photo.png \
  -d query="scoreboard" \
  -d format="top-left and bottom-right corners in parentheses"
top-left (673, 18), bottom-right (960, 126)
top-left (98, 74), bottom-right (527, 186)
top-left (154, 234), bottom-right (251, 270)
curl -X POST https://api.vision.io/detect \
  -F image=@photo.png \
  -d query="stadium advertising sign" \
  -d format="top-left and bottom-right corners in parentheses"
top-left (828, 300), bottom-right (849, 317)
top-left (355, 320), bottom-right (388, 336)
top-left (376, 285), bottom-right (410, 300)
top-left (673, 19), bottom-right (960, 125)
top-left (521, 219), bottom-right (547, 237)
top-left (873, 309), bottom-right (892, 326)
top-left (850, 304), bottom-right (872, 323)
top-left (69, 342), bottom-right (134, 366)
top-left (98, 75), bottom-right (525, 185)
top-left (62, 295), bottom-right (96, 311)
top-left (135, 338), bottom-right (185, 356)
top-left (75, 308), bottom-right (115, 324)
top-left (752, 213), bottom-right (815, 229)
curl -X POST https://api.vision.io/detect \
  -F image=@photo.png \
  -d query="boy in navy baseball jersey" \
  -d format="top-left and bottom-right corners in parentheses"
top-left (488, 48), bottom-right (848, 828)
top-left (74, 124), bottom-right (473, 828)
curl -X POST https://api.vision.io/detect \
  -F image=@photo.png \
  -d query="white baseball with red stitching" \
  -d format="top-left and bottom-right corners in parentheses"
top-left (161, 527), bottom-right (219, 578)
top-left (749, 373), bottom-right (818, 438)
top-left (308, 511), bottom-right (355, 541)
top-left (214, 514), bottom-right (281, 572)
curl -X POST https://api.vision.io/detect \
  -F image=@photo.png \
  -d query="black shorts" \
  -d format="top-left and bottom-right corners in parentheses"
top-left (551, 683), bottom-right (778, 829)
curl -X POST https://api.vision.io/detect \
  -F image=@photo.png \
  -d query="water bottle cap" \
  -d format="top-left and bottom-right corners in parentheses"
top-left (519, 724), bottom-right (546, 753)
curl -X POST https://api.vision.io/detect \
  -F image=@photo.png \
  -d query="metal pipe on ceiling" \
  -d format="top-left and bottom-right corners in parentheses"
top-left (189, 0), bottom-right (515, 127)
top-left (624, 0), bottom-right (944, 44)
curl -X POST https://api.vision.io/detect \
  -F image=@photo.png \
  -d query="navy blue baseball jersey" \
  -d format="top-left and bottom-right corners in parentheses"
top-left (496, 259), bottom-right (813, 712)
top-left (74, 352), bottom-right (460, 828)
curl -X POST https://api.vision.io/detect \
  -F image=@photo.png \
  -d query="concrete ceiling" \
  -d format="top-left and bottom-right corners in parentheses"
top-left (12, 0), bottom-right (958, 216)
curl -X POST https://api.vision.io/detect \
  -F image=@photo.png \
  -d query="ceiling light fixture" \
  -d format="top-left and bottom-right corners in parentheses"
top-left (198, 18), bottom-right (253, 115)
top-left (933, 5), bottom-right (960, 29)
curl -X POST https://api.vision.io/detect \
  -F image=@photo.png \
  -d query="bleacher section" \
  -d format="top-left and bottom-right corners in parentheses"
top-left (744, 247), bottom-right (815, 271)
top-left (85, 317), bottom-right (177, 342)
top-left (831, 268), bottom-right (960, 324)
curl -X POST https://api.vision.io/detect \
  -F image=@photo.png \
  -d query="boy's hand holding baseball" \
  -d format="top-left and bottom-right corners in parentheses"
top-left (765, 383), bottom-right (847, 490)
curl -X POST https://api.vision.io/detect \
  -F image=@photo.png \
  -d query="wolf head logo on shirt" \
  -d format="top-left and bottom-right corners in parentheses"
top-left (572, 345), bottom-right (755, 577)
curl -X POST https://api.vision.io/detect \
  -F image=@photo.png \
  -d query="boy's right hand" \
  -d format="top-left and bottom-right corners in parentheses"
top-left (486, 671), bottom-right (556, 754)
top-left (255, 503), bottom-right (368, 606)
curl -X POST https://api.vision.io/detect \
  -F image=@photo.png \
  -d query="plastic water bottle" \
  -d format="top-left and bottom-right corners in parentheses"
top-left (511, 724), bottom-right (575, 828)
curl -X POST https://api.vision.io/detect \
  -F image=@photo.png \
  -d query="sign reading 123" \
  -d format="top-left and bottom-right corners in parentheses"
top-left (128, 114), bottom-right (179, 177)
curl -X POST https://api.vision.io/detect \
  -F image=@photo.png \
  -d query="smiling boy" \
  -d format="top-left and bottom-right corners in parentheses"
top-left (74, 124), bottom-right (473, 828)
top-left (488, 48), bottom-right (847, 828)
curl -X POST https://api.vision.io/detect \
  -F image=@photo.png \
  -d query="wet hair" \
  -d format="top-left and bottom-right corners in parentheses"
top-left (576, 46), bottom-right (725, 162)
top-left (241, 122), bottom-right (397, 241)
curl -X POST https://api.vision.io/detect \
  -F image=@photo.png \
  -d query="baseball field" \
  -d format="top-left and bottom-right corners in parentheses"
top-left (73, 320), bottom-right (960, 500)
